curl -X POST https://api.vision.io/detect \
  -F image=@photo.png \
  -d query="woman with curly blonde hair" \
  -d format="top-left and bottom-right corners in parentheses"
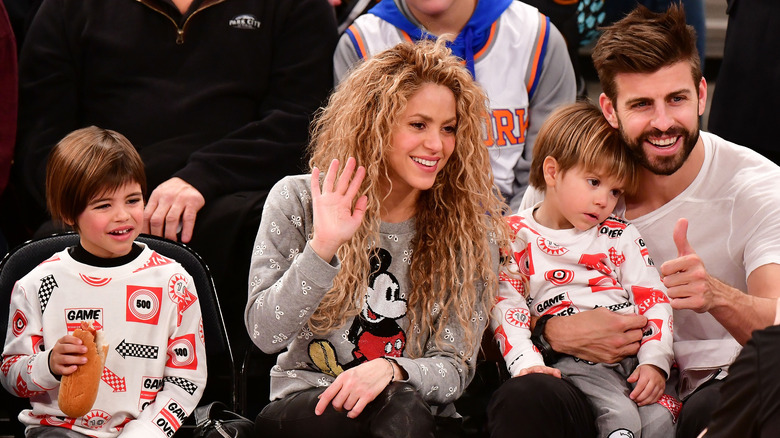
top-left (246, 39), bottom-right (509, 437)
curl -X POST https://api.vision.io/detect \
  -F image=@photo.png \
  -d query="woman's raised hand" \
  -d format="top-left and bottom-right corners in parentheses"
top-left (310, 157), bottom-right (368, 261)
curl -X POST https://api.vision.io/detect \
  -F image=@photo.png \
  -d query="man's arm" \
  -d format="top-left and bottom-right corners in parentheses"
top-left (711, 265), bottom-right (779, 344)
top-left (661, 219), bottom-right (780, 345)
top-left (542, 307), bottom-right (646, 364)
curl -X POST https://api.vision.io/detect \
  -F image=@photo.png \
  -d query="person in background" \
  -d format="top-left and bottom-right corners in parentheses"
top-left (523, 0), bottom-right (706, 99)
top-left (707, 0), bottom-right (780, 164)
top-left (11, 0), bottom-right (338, 348)
top-left (698, 323), bottom-right (780, 438)
top-left (0, 0), bottom-right (16, 258)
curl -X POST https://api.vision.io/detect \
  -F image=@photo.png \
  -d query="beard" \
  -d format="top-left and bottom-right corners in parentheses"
top-left (618, 120), bottom-right (699, 176)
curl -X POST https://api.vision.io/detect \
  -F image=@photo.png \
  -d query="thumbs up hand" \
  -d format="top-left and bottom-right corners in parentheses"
top-left (660, 218), bottom-right (715, 313)
top-left (673, 218), bottom-right (695, 257)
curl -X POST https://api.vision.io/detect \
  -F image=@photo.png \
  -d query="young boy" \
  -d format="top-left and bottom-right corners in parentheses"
top-left (490, 101), bottom-right (675, 437)
top-left (1, 127), bottom-right (206, 437)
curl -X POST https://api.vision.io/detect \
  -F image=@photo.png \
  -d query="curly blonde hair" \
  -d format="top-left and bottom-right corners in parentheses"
top-left (307, 39), bottom-right (510, 357)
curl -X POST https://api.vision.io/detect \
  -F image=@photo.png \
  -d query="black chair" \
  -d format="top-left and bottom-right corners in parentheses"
top-left (0, 233), bottom-right (241, 437)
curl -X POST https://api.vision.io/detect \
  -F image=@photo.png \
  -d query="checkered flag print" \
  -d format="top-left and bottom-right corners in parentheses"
top-left (608, 247), bottom-right (626, 267)
top-left (38, 275), bottom-right (58, 313)
top-left (115, 339), bottom-right (159, 359)
top-left (164, 376), bottom-right (198, 395)
top-left (101, 367), bottom-right (127, 392)
top-left (499, 271), bottom-right (525, 295)
top-left (1, 355), bottom-right (22, 377)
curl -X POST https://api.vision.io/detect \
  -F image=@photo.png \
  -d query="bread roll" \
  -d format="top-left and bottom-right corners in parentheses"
top-left (58, 321), bottom-right (107, 418)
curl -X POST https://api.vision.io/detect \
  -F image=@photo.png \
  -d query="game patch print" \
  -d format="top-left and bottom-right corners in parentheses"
top-left (154, 398), bottom-right (189, 437)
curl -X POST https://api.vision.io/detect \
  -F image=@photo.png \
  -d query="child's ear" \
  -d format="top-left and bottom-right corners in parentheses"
top-left (61, 217), bottom-right (77, 230)
top-left (542, 156), bottom-right (559, 187)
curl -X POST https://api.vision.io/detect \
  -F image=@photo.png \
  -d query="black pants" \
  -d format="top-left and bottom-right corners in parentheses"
top-left (676, 378), bottom-right (722, 438)
top-left (487, 373), bottom-right (597, 438)
top-left (255, 382), bottom-right (462, 438)
top-left (708, 0), bottom-right (780, 164)
top-left (704, 325), bottom-right (780, 438)
top-left (487, 369), bottom-right (722, 438)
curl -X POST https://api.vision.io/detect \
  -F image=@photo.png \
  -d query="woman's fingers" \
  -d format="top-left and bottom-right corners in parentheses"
top-left (322, 159), bottom-right (341, 193)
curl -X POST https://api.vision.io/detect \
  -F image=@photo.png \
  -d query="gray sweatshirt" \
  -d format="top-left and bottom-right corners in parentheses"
top-left (245, 174), bottom-right (495, 416)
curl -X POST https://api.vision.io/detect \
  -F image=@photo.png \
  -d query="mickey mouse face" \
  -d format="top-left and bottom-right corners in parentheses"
top-left (364, 248), bottom-right (407, 321)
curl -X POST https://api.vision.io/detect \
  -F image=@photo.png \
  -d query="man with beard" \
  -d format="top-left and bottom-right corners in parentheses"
top-left (489, 5), bottom-right (780, 438)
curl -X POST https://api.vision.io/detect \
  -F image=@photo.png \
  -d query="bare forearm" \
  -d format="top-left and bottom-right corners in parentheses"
top-left (661, 222), bottom-right (780, 345)
top-left (544, 313), bottom-right (623, 362)
top-left (544, 314), bottom-right (581, 357)
top-left (544, 309), bottom-right (645, 364)
top-left (708, 277), bottom-right (777, 345)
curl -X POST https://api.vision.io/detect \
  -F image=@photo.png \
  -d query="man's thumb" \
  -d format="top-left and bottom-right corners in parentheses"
top-left (673, 218), bottom-right (694, 257)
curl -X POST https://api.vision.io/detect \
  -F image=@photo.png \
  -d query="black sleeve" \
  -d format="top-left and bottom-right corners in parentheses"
top-left (705, 325), bottom-right (780, 438)
top-left (15, 0), bottom-right (80, 210)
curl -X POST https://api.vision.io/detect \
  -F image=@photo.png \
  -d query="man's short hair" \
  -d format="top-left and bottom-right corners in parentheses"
top-left (592, 4), bottom-right (701, 102)
top-left (46, 126), bottom-right (146, 227)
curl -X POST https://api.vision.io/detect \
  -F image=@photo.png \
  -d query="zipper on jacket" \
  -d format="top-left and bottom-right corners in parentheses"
top-left (136, 0), bottom-right (227, 44)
